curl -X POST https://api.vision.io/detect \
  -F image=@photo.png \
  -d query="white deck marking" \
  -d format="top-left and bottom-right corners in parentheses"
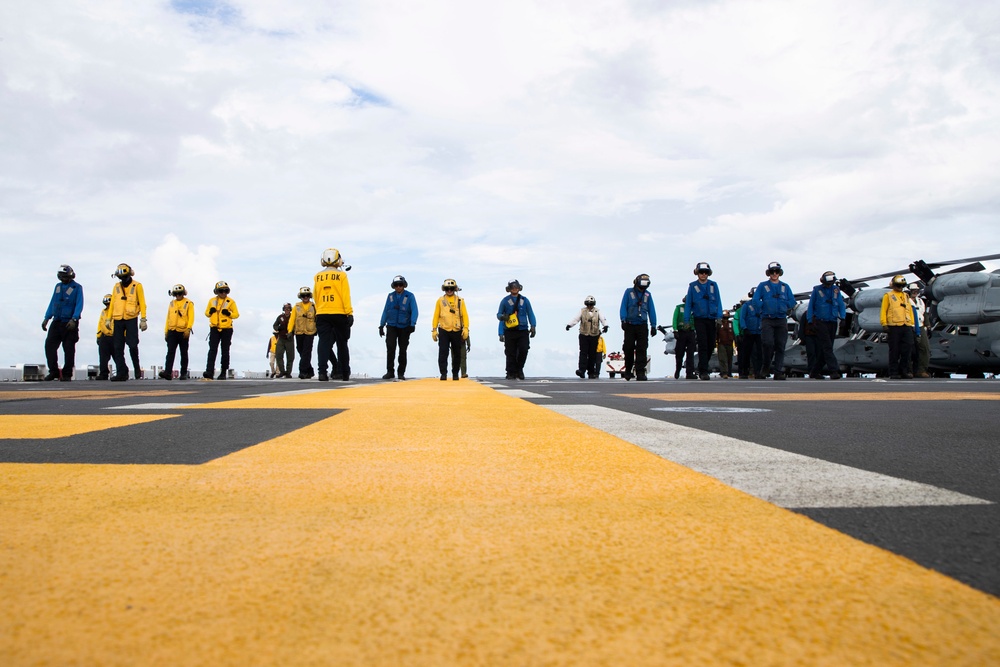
top-left (496, 389), bottom-right (551, 399)
top-left (242, 388), bottom-right (339, 398)
top-left (547, 405), bottom-right (991, 509)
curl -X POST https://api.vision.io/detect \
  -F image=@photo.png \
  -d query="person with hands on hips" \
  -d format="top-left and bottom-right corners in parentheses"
top-left (497, 279), bottom-right (537, 381)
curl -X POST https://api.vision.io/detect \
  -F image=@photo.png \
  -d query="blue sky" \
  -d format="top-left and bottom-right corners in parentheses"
top-left (2, 0), bottom-right (999, 378)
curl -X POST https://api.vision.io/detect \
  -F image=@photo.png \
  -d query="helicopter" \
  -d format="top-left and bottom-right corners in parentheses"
top-left (784, 254), bottom-right (1000, 377)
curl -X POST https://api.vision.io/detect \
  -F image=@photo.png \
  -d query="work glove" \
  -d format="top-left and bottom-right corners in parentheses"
top-left (379, 326), bottom-right (385, 338)
top-left (461, 328), bottom-right (468, 340)
top-left (164, 334), bottom-right (169, 342)
top-left (432, 330), bottom-right (438, 342)
top-left (347, 315), bottom-right (354, 327)
top-left (209, 307), bottom-right (217, 315)
top-left (566, 325), bottom-right (571, 331)
top-left (66, 319), bottom-right (77, 331)
top-left (408, 326), bottom-right (415, 334)
top-left (185, 329), bottom-right (191, 339)
top-left (650, 326), bottom-right (657, 337)
top-left (466, 338), bottom-right (471, 352)
top-left (139, 318), bottom-right (148, 332)
top-left (620, 321), bottom-right (626, 331)
top-left (41, 318), bottom-right (50, 331)
top-left (499, 335), bottom-right (504, 343)
top-left (221, 309), bottom-right (231, 317)
top-left (602, 325), bottom-right (608, 333)
top-left (529, 327), bottom-right (536, 338)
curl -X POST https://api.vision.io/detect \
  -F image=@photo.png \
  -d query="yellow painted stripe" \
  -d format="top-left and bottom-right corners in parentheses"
top-left (622, 391), bottom-right (1000, 401)
top-left (0, 414), bottom-right (177, 438)
top-left (0, 380), bottom-right (997, 665)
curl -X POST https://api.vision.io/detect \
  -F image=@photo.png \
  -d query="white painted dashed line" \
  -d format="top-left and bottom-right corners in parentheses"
top-left (546, 404), bottom-right (991, 509)
top-left (495, 389), bottom-right (552, 399)
top-left (242, 388), bottom-right (340, 398)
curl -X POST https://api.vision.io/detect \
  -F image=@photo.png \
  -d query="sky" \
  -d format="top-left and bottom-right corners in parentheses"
top-left (2, 0), bottom-right (999, 378)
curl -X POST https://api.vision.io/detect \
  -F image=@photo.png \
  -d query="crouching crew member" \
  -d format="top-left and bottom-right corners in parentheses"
top-left (880, 275), bottom-right (915, 379)
top-left (379, 275), bottom-right (418, 380)
top-left (619, 274), bottom-right (657, 381)
top-left (497, 279), bottom-right (537, 381)
top-left (566, 295), bottom-right (607, 379)
top-left (203, 281), bottom-right (239, 380)
top-left (685, 262), bottom-right (723, 380)
top-left (806, 271), bottom-right (845, 379)
top-left (110, 263), bottom-right (147, 381)
top-left (432, 279), bottom-right (468, 381)
top-left (42, 264), bottom-right (84, 381)
top-left (95, 294), bottom-right (114, 380)
top-left (751, 262), bottom-right (795, 380)
top-left (314, 248), bottom-right (353, 381)
top-left (160, 284), bottom-right (194, 380)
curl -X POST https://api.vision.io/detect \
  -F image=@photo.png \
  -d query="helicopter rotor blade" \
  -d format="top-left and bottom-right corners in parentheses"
top-left (940, 262), bottom-right (986, 275)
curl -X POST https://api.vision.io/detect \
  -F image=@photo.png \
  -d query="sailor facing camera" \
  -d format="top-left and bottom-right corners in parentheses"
top-left (109, 263), bottom-right (146, 382)
top-left (41, 264), bottom-right (84, 381)
top-left (203, 281), bottom-right (239, 380)
top-left (160, 284), bottom-right (194, 381)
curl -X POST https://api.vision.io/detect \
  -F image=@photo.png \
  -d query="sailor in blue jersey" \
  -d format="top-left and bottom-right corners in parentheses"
top-left (42, 264), bottom-right (84, 381)
top-left (619, 273), bottom-right (657, 381)
top-left (751, 262), bottom-right (796, 380)
top-left (379, 275), bottom-right (418, 380)
top-left (497, 279), bottom-right (537, 380)
top-left (738, 290), bottom-right (763, 378)
top-left (684, 262), bottom-right (724, 380)
top-left (806, 271), bottom-right (846, 379)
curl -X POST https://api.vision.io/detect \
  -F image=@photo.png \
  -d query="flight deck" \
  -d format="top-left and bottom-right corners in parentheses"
top-left (1, 377), bottom-right (998, 665)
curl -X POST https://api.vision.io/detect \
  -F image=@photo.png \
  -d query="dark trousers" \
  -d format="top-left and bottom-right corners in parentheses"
top-left (694, 318), bottom-right (716, 375)
top-left (437, 329), bottom-right (463, 376)
top-left (206, 328), bottom-right (234, 373)
top-left (623, 323), bottom-right (649, 378)
top-left (674, 329), bottom-right (696, 376)
top-left (274, 336), bottom-right (294, 375)
top-left (887, 326), bottom-right (914, 376)
top-left (503, 328), bottom-right (530, 377)
top-left (578, 334), bottom-right (599, 377)
top-left (761, 318), bottom-right (788, 376)
top-left (97, 335), bottom-right (114, 379)
top-left (112, 318), bottom-right (140, 379)
top-left (317, 314), bottom-right (351, 379)
top-left (45, 320), bottom-right (79, 376)
top-left (743, 333), bottom-right (763, 377)
top-left (803, 334), bottom-right (819, 375)
top-left (294, 334), bottom-right (313, 376)
top-left (385, 327), bottom-right (412, 376)
top-left (814, 320), bottom-right (840, 375)
top-left (718, 343), bottom-right (733, 376)
top-left (164, 330), bottom-right (190, 374)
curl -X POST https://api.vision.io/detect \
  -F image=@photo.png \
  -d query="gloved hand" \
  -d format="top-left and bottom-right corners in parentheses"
top-left (185, 329), bottom-right (191, 339)
top-left (602, 325), bottom-right (609, 333)
top-left (499, 335), bottom-right (504, 343)
top-left (66, 319), bottom-right (77, 331)
top-left (379, 326), bottom-right (385, 338)
top-left (620, 321), bottom-right (626, 331)
top-left (529, 326), bottom-right (536, 338)
top-left (347, 315), bottom-right (354, 327)
top-left (432, 330), bottom-right (438, 342)
top-left (164, 334), bottom-right (169, 342)
top-left (221, 309), bottom-right (231, 317)
top-left (497, 313), bottom-right (505, 321)
top-left (566, 325), bottom-right (571, 331)
top-left (209, 307), bottom-right (217, 315)
top-left (140, 318), bottom-right (148, 332)
top-left (466, 339), bottom-right (471, 352)
top-left (461, 328), bottom-right (468, 340)
top-left (41, 318), bottom-right (50, 331)
top-left (650, 326), bottom-right (657, 337)
top-left (408, 326), bottom-right (415, 334)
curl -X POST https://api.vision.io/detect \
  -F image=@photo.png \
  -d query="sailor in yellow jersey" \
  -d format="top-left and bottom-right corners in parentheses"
top-left (160, 284), bottom-right (195, 381)
top-left (313, 248), bottom-right (353, 381)
top-left (880, 274), bottom-right (915, 379)
top-left (432, 278), bottom-right (469, 381)
top-left (95, 294), bottom-right (114, 380)
top-left (203, 281), bottom-right (239, 380)
top-left (109, 263), bottom-right (147, 381)
top-left (288, 287), bottom-right (319, 379)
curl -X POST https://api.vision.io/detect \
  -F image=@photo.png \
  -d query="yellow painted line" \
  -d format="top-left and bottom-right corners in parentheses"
top-left (0, 380), bottom-right (997, 665)
top-left (0, 414), bottom-right (178, 439)
top-left (621, 391), bottom-right (1000, 401)
top-left (0, 390), bottom-right (194, 402)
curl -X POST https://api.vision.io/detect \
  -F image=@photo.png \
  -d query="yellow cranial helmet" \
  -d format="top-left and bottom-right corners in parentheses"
top-left (298, 286), bottom-right (312, 299)
top-left (321, 248), bottom-right (342, 267)
top-left (113, 263), bottom-right (134, 278)
top-left (214, 281), bottom-right (230, 294)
